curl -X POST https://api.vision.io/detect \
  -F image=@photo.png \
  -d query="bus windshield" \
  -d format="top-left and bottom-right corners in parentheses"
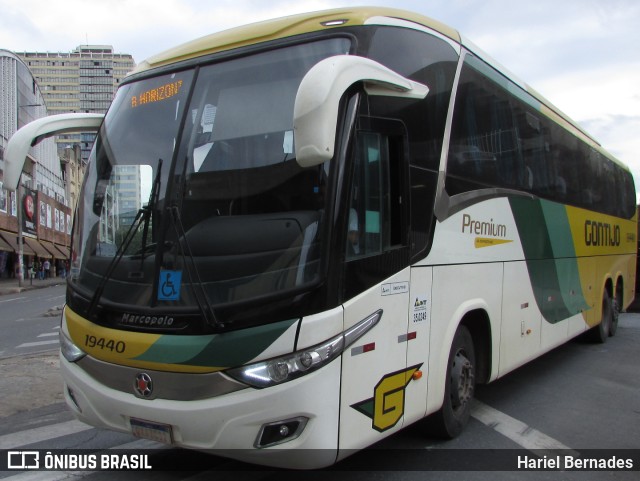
top-left (70, 38), bottom-right (351, 327)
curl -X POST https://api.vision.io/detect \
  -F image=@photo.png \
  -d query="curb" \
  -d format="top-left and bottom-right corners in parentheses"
top-left (0, 281), bottom-right (66, 297)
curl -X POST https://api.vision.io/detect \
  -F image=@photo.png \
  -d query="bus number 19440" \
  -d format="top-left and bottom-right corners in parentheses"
top-left (84, 335), bottom-right (126, 353)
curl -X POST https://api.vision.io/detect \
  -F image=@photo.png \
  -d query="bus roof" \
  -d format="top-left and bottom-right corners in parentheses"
top-left (132, 7), bottom-right (460, 73)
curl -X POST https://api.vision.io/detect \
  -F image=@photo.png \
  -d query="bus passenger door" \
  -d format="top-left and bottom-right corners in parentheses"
top-left (337, 119), bottom-right (415, 453)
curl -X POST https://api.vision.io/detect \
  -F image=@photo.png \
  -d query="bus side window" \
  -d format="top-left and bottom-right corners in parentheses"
top-left (347, 131), bottom-right (399, 259)
top-left (347, 132), bottom-right (388, 258)
top-left (343, 116), bottom-right (409, 299)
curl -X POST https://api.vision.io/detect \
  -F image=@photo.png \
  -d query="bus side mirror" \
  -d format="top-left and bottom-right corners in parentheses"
top-left (4, 113), bottom-right (104, 191)
top-left (293, 55), bottom-right (428, 168)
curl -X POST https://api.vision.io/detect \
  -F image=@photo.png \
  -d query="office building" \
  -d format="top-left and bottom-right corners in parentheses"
top-left (19, 45), bottom-right (140, 237)
top-left (18, 45), bottom-right (135, 161)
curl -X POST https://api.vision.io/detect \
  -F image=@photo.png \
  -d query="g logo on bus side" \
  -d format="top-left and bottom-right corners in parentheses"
top-left (351, 364), bottom-right (422, 432)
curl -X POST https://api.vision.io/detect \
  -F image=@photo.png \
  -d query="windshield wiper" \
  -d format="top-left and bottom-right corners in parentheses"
top-left (168, 204), bottom-right (224, 329)
top-left (87, 159), bottom-right (163, 318)
top-left (140, 160), bottom-right (161, 253)
top-left (137, 159), bottom-right (163, 267)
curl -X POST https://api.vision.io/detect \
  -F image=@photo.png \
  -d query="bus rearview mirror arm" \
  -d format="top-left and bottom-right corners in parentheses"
top-left (293, 55), bottom-right (429, 168)
top-left (4, 113), bottom-right (104, 192)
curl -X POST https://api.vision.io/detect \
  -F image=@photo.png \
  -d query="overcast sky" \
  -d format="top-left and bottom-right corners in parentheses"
top-left (2, 0), bottom-right (639, 199)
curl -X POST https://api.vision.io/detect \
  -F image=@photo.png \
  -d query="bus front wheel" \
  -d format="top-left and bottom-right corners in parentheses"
top-left (428, 325), bottom-right (476, 439)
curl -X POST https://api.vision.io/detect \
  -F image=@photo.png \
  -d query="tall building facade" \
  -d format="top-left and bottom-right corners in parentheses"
top-left (18, 45), bottom-right (139, 241)
top-left (18, 45), bottom-right (135, 161)
top-left (0, 49), bottom-right (72, 279)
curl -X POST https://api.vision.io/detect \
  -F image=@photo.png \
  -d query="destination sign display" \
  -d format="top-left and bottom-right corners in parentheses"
top-left (130, 80), bottom-right (184, 108)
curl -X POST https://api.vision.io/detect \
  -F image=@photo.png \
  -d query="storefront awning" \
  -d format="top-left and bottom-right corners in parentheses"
top-left (41, 240), bottom-right (65, 260)
top-left (0, 230), bottom-right (36, 256)
top-left (0, 234), bottom-right (12, 253)
top-left (24, 237), bottom-right (53, 259)
top-left (53, 244), bottom-right (70, 260)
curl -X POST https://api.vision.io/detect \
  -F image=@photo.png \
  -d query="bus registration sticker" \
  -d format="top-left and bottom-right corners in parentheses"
top-left (381, 282), bottom-right (409, 296)
top-left (412, 297), bottom-right (428, 323)
top-left (158, 270), bottom-right (182, 301)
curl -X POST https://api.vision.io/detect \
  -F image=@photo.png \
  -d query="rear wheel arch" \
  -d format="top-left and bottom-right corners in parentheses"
top-left (604, 277), bottom-right (614, 300)
top-left (611, 276), bottom-right (624, 337)
top-left (590, 281), bottom-right (614, 343)
top-left (614, 275), bottom-right (624, 310)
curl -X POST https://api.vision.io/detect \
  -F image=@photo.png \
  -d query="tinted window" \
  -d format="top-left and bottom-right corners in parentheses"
top-left (366, 26), bottom-right (458, 171)
top-left (364, 26), bottom-right (459, 258)
top-left (446, 54), bottom-right (635, 219)
top-left (343, 116), bottom-right (409, 300)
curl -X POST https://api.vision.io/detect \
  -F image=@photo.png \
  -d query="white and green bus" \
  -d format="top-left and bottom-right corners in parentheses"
top-left (5, 6), bottom-right (636, 469)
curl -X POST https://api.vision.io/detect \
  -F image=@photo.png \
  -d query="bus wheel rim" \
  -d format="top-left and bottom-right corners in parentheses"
top-left (451, 350), bottom-right (474, 410)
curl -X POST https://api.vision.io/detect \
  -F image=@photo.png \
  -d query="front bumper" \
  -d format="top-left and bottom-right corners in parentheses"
top-left (60, 352), bottom-right (341, 469)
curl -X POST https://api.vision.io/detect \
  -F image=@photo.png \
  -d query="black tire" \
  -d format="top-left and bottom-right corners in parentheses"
top-left (428, 325), bottom-right (476, 439)
top-left (590, 290), bottom-right (612, 343)
top-left (610, 287), bottom-right (622, 337)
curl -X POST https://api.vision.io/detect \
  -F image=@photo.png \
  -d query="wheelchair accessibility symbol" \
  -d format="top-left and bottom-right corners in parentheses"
top-left (158, 270), bottom-right (182, 301)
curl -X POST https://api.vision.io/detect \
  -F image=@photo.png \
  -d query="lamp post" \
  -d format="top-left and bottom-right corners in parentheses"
top-left (16, 175), bottom-right (24, 288)
top-left (15, 104), bottom-right (42, 289)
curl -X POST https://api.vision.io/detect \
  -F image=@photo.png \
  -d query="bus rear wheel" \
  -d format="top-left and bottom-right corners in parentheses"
top-left (610, 286), bottom-right (622, 337)
top-left (428, 325), bottom-right (476, 439)
top-left (590, 290), bottom-right (613, 343)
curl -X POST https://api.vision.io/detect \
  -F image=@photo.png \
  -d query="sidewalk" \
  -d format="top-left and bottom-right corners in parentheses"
top-left (0, 352), bottom-right (63, 418)
top-left (0, 276), bottom-right (67, 296)
top-left (0, 276), bottom-right (68, 417)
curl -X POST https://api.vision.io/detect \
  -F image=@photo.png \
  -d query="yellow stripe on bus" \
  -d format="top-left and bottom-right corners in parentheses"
top-left (65, 307), bottom-right (223, 373)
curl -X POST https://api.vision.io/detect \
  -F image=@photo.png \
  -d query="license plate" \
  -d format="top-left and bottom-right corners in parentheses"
top-left (130, 418), bottom-right (173, 444)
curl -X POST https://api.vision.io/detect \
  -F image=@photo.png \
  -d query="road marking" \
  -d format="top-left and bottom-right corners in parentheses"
top-left (37, 332), bottom-right (59, 338)
top-left (471, 400), bottom-right (579, 456)
top-left (0, 419), bottom-right (93, 450)
top-left (0, 472), bottom-right (65, 481)
top-left (17, 340), bottom-right (59, 348)
top-left (0, 297), bottom-right (27, 304)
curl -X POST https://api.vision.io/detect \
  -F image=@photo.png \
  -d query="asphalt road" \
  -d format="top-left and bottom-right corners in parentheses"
top-left (0, 284), bottom-right (65, 359)
top-left (0, 285), bottom-right (638, 480)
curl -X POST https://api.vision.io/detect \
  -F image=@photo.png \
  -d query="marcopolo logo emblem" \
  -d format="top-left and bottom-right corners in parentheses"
top-left (134, 373), bottom-right (153, 398)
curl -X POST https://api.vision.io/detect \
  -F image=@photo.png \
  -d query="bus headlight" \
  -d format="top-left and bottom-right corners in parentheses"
top-left (226, 310), bottom-right (382, 388)
top-left (60, 329), bottom-right (86, 363)
top-left (228, 334), bottom-right (343, 388)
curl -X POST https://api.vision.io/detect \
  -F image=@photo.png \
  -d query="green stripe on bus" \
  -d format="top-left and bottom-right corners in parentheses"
top-left (133, 318), bottom-right (298, 368)
top-left (540, 202), bottom-right (590, 317)
top-left (509, 197), bottom-right (588, 323)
